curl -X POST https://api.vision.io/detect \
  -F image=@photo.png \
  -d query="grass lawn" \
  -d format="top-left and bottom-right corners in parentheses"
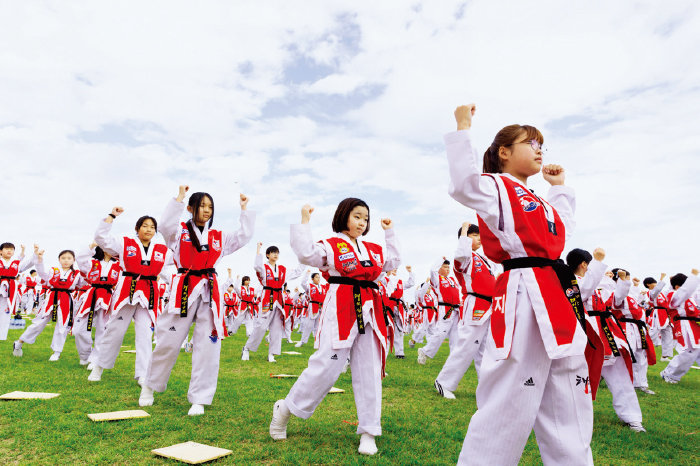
top-left (1, 319), bottom-right (698, 465)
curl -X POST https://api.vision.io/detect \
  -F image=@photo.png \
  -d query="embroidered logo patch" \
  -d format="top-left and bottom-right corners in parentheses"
top-left (154, 251), bottom-right (164, 262)
top-left (182, 233), bottom-right (191, 242)
top-left (126, 245), bottom-right (137, 257)
top-left (212, 239), bottom-right (221, 251)
top-left (338, 252), bottom-right (354, 261)
top-left (111, 270), bottom-right (119, 279)
top-left (514, 186), bottom-right (528, 197)
top-left (336, 242), bottom-right (350, 254)
top-left (520, 195), bottom-right (540, 212)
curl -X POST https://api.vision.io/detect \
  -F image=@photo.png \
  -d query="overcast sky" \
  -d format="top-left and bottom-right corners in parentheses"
top-left (2, 1), bottom-right (698, 294)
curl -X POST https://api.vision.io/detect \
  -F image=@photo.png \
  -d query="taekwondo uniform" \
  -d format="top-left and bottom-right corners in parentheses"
top-left (234, 282), bottom-right (257, 338)
top-left (435, 234), bottom-right (496, 395)
top-left (389, 271), bottom-right (415, 357)
top-left (283, 223), bottom-right (401, 438)
top-left (17, 261), bottom-right (84, 358)
top-left (143, 197), bottom-right (255, 407)
top-left (661, 275), bottom-right (700, 382)
top-left (300, 280), bottom-right (328, 346)
top-left (1, 254), bottom-right (35, 340)
top-left (74, 247), bottom-right (121, 365)
top-left (89, 219), bottom-right (170, 382)
top-left (446, 129), bottom-right (600, 466)
top-left (647, 284), bottom-right (674, 358)
top-left (411, 283), bottom-right (437, 345)
top-left (243, 255), bottom-right (304, 362)
top-left (418, 262), bottom-right (462, 361)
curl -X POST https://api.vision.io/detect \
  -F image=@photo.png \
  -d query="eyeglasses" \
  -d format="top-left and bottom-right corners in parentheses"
top-left (506, 139), bottom-right (546, 153)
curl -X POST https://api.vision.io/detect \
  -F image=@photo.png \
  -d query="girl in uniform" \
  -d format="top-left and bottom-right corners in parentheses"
top-left (269, 198), bottom-right (400, 456)
top-left (2, 243), bottom-right (35, 340)
top-left (445, 104), bottom-right (600, 465)
top-left (139, 186), bottom-right (255, 416)
top-left (88, 207), bottom-right (170, 384)
top-left (13, 248), bottom-right (84, 361)
top-left (74, 243), bottom-right (121, 369)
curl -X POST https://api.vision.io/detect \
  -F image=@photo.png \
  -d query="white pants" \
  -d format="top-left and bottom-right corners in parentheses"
top-left (230, 312), bottom-right (252, 336)
top-left (301, 316), bottom-right (319, 344)
top-left (600, 358), bottom-right (642, 424)
top-left (73, 310), bottom-right (107, 362)
top-left (631, 348), bottom-right (649, 389)
top-left (662, 346), bottom-right (700, 382)
top-left (246, 308), bottom-right (285, 356)
top-left (19, 291), bottom-right (36, 314)
top-left (285, 318), bottom-right (292, 340)
top-left (0, 296), bottom-right (11, 340)
top-left (97, 304), bottom-right (152, 381)
top-left (393, 329), bottom-right (405, 356)
top-left (411, 318), bottom-right (434, 344)
top-left (458, 290), bottom-right (593, 466)
top-left (286, 322), bottom-right (383, 436)
top-left (436, 322), bottom-right (489, 392)
top-left (146, 296), bottom-right (221, 405)
top-left (422, 314), bottom-right (459, 359)
top-left (19, 313), bottom-right (69, 353)
top-left (659, 326), bottom-right (674, 357)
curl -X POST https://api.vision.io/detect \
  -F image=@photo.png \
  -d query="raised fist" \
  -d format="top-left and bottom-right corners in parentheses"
top-left (454, 104), bottom-right (476, 131)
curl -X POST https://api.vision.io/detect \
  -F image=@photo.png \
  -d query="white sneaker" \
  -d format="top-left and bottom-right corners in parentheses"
top-left (269, 399), bottom-right (291, 440)
top-left (87, 362), bottom-right (94, 371)
top-left (417, 348), bottom-right (427, 365)
top-left (188, 404), bottom-right (204, 416)
top-left (295, 341), bottom-right (303, 348)
top-left (660, 371), bottom-right (678, 384)
top-left (358, 433), bottom-right (378, 455)
top-left (287, 338), bottom-right (293, 344)
top-left (139, 385), bottom-right (154, 407)
top-left (49, 352), bottom-right (61, 362)
top-left (241, 347), bottom-right (249, 361)
top-left (434, 379), bottom-right (456, 399)
top-left (268, 354), bottom-right (277, 363)
top-left (637, 386), bottom-right (656, 395)
top-left (79, 359), bottom-right (89, 366)
top-left (12, 341), bottom-right (23, 357)
top-left (628, 422), bottom-right (646, 432)
top-left (88, 365), bottom-right (104, 382)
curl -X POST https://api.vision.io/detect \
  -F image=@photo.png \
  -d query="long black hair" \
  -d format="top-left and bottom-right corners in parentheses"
top-left (186, 192), bottom-right (215, 252)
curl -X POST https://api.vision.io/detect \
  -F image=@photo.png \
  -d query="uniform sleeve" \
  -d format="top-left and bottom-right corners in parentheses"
top-left (35, 260), bottom-right (50, 282)
top-left (290, 223), bottom-right (328, 269)
top-left (546, 185), bottom-right (576, 241)
top-left (453, 235), bottom-right (473, 273)
top-left (649, 281), bottom-right (666, 302)
top-left (254, 253), bottom-right (265, 284)
top-left (301, 280), bottom-right (310, 293)
top-left (95, 220), bottom-right (124, 257)
top-left (612, 279), bottom-right (632, 308)
top-left (222, 210), bottom-right (256, 256)
top-left (578, 260), bottom-right (606, 302)
top-left (405, 270), bottom-right (415, 288)
top-left (669, 275), bottom-right (700, 310)
top-left (160, 198), bottom-right (185, 250)
top-left (429, 259), bottom-right (443, 289)
top-left (445, 130), bottom-right (501, 229)
top-left (76, 247), bottom-right (95, 273)
top-left (286, 263), bottom-right (307, 281)
top-left (18, 254), bottom-right (36, 273)
top-left (382, 228), bottom-right (401, 272)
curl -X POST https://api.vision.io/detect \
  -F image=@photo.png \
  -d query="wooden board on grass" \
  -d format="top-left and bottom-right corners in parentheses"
top-left (282, 351), bottom-right (302, 355)
top-left (123, 350), bottom-right (137, 353)
top-left (270, 374), bottom-right (299, 378)
top-left (88, 410), bottom-right (150, 422)
top-left (328, 387), bottom-right (345, 394)
top-left (0, 391), bottom-right (60, 400)
top-left (152, 441), bottom-right (232, 464)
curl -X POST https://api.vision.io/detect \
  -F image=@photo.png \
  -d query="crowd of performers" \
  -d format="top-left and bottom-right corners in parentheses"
top-left (2, 105), bottom-right (699, 464)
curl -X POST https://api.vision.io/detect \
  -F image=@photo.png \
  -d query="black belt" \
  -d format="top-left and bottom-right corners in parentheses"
top-left (263, 285), bottom-right (284, 319)
top-left (86, 283), bottom-right (114, 331)
top-left (310, 300), bottom-right (323, 305)
top-left (502, 256), bottom-right (593, 349)
top-left (587, 310), bottom-right (621, 357)
top-left (467, 291), bottom-right (493, 303)
top-left (620, 317), bottom-right (648, 350)
top-left (122, 272), bottom-right (158, 311)
top-left (328, 276), bottom-right (379, 334)
top-left (438, 301), bottom-right (459, 319)
top-left (423, 305), bottom-right (437, 311)
top-left (675, 316), bottom-right (700, 322)
top-left (50, 287), bottom-right (73, 326)
top-left (177, 268), bottom-right (217, 317)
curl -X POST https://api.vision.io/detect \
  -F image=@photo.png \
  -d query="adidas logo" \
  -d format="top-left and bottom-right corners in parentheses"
top-left (169, 326), bottom-right (177, 332)
top-left (524, 377), bottom-right (535, 387)
top-left (474, 340), bottom-right (479, 344)
top-left (117, 316), bottom-right (124, 320)
top-left (330, 354), bottom-right (338, 360)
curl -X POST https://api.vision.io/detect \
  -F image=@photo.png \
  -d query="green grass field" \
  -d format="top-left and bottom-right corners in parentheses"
top-left (1, 320), bottom-right (698, 465)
